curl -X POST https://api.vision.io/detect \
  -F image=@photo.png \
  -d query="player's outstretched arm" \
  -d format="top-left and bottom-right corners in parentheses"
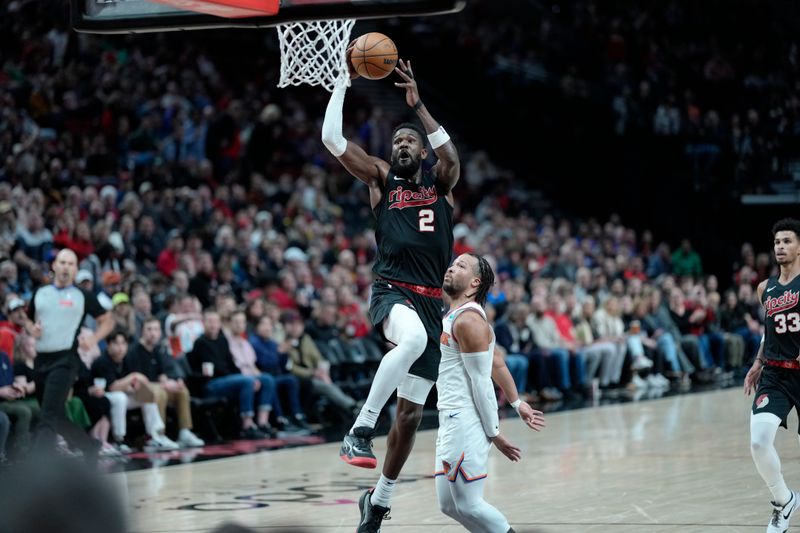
top-left (321, 44), bottom-right (388, 195)
top-left (394, 59), bottom-right (460, 194)
top-left (456, 312), bottom-right (503, 433)
top-left (491, 346), bottom-right (545, 431)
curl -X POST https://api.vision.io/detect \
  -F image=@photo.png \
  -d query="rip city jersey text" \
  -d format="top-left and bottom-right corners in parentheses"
top-left (372, 169), bottom-right (454, 287)
top-left (762, 275), bottom-right (800, 361)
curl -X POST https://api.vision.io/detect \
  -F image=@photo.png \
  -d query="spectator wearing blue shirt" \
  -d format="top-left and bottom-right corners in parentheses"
top-left (249, 315), bottom-right (309, 432)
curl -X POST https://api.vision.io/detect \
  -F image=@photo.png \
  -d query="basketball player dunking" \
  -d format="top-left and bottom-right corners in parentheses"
top-left (321, 57), bottom-right (540, 531)
top-left (436, 253), bottom-right (545, 533)
top-left (745, 218), bottom-right (800, 533)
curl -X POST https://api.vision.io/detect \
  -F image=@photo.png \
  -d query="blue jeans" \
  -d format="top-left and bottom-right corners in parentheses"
top-left (505, 354), bottom-right (529, 393)
top-left (656, 333), bottom-right (681, 372)
top-left (206, 374), bottom-right (273, 418)
top-left (735, 326), bottom-right (761, 361)
top-left (544, 348), bottom-right (571, 391)
top-left (270, 374), bottom-right (303, 418)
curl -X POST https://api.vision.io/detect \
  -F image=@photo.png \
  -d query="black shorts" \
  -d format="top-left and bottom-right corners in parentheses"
top-left (752, 365), bottom-right (800, 429)
top-left (368, 279), bottom-right (444, 382)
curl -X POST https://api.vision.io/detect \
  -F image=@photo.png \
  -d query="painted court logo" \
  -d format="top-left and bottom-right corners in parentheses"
top-left (756, 394), bottom-right (770, 410)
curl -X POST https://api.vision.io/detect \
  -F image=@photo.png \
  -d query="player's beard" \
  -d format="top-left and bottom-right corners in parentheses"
top-left (443, 277), bottom-right (465, 298)
top-left (390, 151), bottom-right (421, 180)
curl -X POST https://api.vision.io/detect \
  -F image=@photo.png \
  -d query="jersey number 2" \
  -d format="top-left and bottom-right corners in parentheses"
top-left (775, 312), bottom-right (800, 333)
top-left (418, 209), bottom-right (435, 232)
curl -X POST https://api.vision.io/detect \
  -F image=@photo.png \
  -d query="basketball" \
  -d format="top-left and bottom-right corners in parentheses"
top-left (350, 32), bottom-right (398, 80)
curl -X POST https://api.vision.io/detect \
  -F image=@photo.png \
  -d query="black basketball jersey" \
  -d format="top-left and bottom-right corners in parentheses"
top-left (762, 274), bottom-right (800, 361)
top-left (372, 169), bottom-right (454, 288)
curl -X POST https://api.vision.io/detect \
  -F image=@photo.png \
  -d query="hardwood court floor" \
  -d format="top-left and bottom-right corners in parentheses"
top-left (119, 387), bottom-right (800, 533)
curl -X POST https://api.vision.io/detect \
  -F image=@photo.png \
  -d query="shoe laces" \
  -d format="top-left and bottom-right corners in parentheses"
top-left (770, 501), bottom-right (785, 526)
top-left (351, 427), bottom-right (375, 448)
top-left (771, 507), bottom-right (782, 526)
top-left (364, 508), bottom-right (390, 532)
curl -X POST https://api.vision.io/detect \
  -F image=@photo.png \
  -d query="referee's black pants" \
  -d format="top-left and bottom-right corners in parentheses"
top-left (33, 349), bottom-right (96, 457)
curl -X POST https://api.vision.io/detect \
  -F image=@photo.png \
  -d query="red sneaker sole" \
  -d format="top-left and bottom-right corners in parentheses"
top-left (340, 454), bottom-right (377, 469)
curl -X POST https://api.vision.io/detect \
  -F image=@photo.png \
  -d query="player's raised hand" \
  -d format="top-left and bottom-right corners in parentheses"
top-left (345, 39), bottom-right (360, 80)
top-left (517, 402), bottom-right (546, 431)
top-left (490, 434), bottom-right (521, 462)
top-left (394, 59), bottom-right (421, 109)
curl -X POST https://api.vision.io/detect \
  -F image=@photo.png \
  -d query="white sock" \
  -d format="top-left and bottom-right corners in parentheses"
top-left (371, 474), bottom-right (396, 508)
top-left (352, 406), bottom-right (381, 433)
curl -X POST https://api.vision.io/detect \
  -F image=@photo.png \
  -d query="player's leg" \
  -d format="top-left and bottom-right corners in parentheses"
top-left (436, 473), bottom-right (481, 530)
top-left (373, 378), bottom-right (433, 503)
top-left (356, 378), bottom-right (433, 532)
top-left (750, 385), bottom-right (799, 532)
top-left (352, 304), bottom-right (427, 432)
top-left (449, 476), bottom-right (510, 532)
top-left (341, 304), bottom-right (427, 468)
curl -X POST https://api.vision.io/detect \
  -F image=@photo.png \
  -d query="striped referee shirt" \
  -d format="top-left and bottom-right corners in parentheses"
top-left (28, 284), bottom-right (106, 353)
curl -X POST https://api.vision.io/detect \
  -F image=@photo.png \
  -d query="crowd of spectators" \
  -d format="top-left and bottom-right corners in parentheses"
top-left (0, 0), bottom-right (779, 461)
top-left (430, 0), bottom-right (800, 193)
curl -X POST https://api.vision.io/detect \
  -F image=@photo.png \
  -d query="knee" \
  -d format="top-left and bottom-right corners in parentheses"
top-left (451, 501), bottom-right (479, 522)
top-left (397, 327), bottom-right (428, 357)
top-left (17, 409), bottom-right (32, 424)
top-left (751, 433), bottom-right (772, 455)
top-left (438, 496), bottom-right (459, 519)
top-left (750, 438), bottom-right (765, 456)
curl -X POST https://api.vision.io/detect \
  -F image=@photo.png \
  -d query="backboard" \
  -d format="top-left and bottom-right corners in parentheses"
top-left (70, 0), bottom-right (466, 33)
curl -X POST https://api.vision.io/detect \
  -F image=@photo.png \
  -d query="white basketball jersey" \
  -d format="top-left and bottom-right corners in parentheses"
top-left (437, 301), bottom-right (496, 411)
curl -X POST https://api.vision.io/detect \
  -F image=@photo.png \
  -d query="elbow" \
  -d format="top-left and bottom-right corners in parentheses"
top-left (321, 129), bottom-right (346, 157)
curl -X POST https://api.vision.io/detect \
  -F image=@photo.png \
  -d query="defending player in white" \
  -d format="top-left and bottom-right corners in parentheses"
top-left (436, 253), bottom-right (545, 532)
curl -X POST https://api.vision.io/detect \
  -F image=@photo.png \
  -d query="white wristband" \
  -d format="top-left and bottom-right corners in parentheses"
top-left (510, 399), bottom-right (522, 413)
top-left (427, 126), bottom-right (450, 149)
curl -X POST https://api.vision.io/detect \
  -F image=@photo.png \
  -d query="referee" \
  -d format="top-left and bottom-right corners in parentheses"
top-left (24, 248), bottom-right (114, 459)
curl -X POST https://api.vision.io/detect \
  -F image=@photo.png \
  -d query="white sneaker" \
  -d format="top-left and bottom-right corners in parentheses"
top-left (768, 491), bottom-right (800, 533)
top-left (646, 374), bottom-right (670, 388)
top-left (99, 443), bottom-right (121, 456)
top-left (655, 373), bottom-right (671, 387)
top-left (632, 356), bottom-right (654, 371)
top-left (631, 374), bottom-right (647, 389)
top-left (148, 434), bottom-right (180, 451)
top-left (178, 429), bottom-right (205, 448)
top-left (113, 442), bottom-right (133, 454)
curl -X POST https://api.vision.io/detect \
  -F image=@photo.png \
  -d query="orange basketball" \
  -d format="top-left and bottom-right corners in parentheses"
top-left (350, 32), bottom-right (398, 80)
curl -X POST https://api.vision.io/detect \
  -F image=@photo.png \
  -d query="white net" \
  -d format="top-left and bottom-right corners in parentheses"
top-left (276, 19), bottom-right (356, 93)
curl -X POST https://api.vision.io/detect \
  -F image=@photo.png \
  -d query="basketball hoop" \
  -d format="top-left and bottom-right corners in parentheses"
top-left (276, 19), bottom-right (355, 92)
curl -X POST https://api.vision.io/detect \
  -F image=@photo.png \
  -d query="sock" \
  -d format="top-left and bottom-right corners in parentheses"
top-left (371, 474), bottom-right (396, 508)
top-left (351, 406), bottom-right (381, 433)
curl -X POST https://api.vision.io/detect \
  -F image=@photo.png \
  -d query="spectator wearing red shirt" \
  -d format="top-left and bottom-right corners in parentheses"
top-left (337, 285), bottom-right (370, 338)
top-left (266, 271), bottom-right (298, 311)
top-left (0, 298), bottom-right (26, 362)
top-left (157, 230), bottom-right (183, 278)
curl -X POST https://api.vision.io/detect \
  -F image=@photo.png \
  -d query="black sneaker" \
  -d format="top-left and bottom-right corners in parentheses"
top-left (240, 426), bottom-right (267, 440)
top-left (257, 425), bottom-right (278, 438)
top-left (339, 426), bottom-right (377, 469)
top-left (292, 413), bottom-right (313, 430)
top-left (356, 488), bottom-right (390, 533)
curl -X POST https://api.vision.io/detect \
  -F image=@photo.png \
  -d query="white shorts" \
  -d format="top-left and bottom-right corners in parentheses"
top-left (434, 408), bottom-right (491, 483)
